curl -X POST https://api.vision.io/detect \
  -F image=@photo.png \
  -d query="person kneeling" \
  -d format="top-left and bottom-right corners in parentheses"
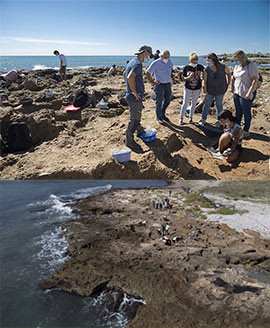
top-left (73, 85), bottom-right (96, 109)
top-left (218, 110), bottom-right (243, 163)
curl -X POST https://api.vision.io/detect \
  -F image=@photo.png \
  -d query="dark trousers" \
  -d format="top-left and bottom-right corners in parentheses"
top-left (154, 83), bottom-right (172, 120)
top-left (234, 91), bottom-right (256, 132)
top-left (126, 100), bottom-right (145, 143)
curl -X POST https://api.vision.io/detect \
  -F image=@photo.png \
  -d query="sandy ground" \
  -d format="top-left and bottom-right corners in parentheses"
top-left (0, 66), bottom-right (269, 180)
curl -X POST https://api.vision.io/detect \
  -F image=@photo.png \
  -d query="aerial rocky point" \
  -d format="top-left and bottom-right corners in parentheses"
top-left (39, 185), bottom-right (270, 328)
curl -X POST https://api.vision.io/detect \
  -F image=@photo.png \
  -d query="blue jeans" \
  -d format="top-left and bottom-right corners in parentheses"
top-left (155, 83), bottom-right (172, 120)
top-left (234, 91), bottom-right (256, 132)
top-left (202, 93), bottom-right (224, 121)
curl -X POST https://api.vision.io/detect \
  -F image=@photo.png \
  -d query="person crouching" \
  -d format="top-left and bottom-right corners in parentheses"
top-left (218, 110), bottom-right (243, 163)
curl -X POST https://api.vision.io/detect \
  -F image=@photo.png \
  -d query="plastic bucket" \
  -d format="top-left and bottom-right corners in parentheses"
top-left (110, 147), bottom-right (131, 162)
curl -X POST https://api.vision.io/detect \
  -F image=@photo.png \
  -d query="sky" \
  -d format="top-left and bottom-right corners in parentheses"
top-left (0, 0), bottom-right (269, 56)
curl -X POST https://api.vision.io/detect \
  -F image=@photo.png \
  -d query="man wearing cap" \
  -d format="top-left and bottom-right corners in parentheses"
top-left (125, 45), bottom-right (154, 151)
top-left (146, 50), bottom-right (173, 124)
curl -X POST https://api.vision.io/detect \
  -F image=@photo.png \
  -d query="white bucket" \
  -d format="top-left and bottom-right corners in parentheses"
top-left (110, 147), bottom-right (131, 163)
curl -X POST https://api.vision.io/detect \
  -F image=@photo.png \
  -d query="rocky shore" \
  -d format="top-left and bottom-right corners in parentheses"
top-left (40, 181), bottom-right (270, 328)
top-left (0, 66), bottom-right (269, 180)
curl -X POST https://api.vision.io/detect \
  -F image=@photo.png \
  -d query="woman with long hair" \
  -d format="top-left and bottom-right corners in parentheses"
top-left (180, 52), bottom-right (204, 124)
top-left (199, 53), bottom-right (231, 126)
top-left (231, 50), bottom-right (259, 138)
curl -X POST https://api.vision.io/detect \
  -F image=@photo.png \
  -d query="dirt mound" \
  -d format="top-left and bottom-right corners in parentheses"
top-left (23, 79), bottom-right (44, 91)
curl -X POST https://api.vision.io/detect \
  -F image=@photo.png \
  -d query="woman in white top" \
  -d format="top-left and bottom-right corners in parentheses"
top-left (231, 50), bottom-right (259, 138)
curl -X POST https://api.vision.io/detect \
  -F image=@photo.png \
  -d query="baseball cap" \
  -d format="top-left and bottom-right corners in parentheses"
top-left (135, 45), bottom-right (154, 58)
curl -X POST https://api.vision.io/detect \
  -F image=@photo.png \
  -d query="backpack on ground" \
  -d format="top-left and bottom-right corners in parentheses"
top-left (7, 122), bottom-right (32, 152)
top-left (0, 134), bottom-right (7, 155)
top-left (73, 89), bottom-right (88, 108)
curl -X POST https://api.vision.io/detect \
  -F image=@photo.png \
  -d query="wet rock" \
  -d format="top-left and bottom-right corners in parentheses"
top-left (23, 79), bottom-right (44, 91)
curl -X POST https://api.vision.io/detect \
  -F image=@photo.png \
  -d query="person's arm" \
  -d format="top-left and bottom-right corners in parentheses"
top-left (230, 128), bottom-right (242, 151)
top-left (123, 70), bottom-right (126, 80)
top-left (225, 65), bottom-right (231, 86)
top-left (231, 76), bottom-right (235, 93)
top-left (182, 73), bottom-right (194, 81)
top-left (146, 63), bottom-right (159, 85)
top-left (203, 70), bottom-right (208, 96)
top-left (245, 76), bottom-right (258, 99)
top-left (146, 71), bottom-right (159, 86)
top-left (127, 71), bottom-right (140, 100)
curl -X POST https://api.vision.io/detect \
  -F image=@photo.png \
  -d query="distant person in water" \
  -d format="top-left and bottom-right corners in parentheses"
top-left (218, 110), bottom-right (243, 163)
top-left (146, 50), bottom-right (173, 124)
top-left (231, 50), bottom-right (259, 139)
top-left (108, 64), bottom-right (117, 76)
top-left (53, 50), bottom-right (67, 81)
top-left (125, 45), bottom-right (154, 152)
top-left (153, 50), bottom-right (160, 60)
top-left (0, 70), bottom-right (22, 87)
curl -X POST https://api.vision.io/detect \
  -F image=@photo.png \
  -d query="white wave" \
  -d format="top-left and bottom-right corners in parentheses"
top-left (32, 226), bottom-right (69, 274)
top-left (33, 64), bottom-right (58, 70)
top-left (86, 290), bottom-right (146, 327)
top-left (65, 184), bottom-right (112, 200)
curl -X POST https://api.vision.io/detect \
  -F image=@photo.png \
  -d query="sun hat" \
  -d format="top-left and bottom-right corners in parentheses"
top-left (135, 45), bottom-right (154, 58)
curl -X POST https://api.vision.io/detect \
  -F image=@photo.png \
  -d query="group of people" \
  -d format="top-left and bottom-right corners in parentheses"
top-left (124, 45), bottom-right (260, 161)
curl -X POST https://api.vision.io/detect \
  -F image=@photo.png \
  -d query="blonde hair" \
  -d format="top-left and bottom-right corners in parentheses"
top-left (232, 50), bottom-right (249, 66)
top-left (189, 52), bottom-right (198, 61)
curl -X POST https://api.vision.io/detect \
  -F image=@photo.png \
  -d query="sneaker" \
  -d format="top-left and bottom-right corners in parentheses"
top-left (158, 119), bottom-right (164, 124)
top-left (242, 131), bottom-right (250, 138)
top-left (198, 119), bottom-right (206, 126)
top-left (222, 149), bottom-right (232, 157)
top-left (125, 140), bottom-right (143, 153)
top-left (180, 118), bottom-right (184, 125)
top-left (208, 146), bottom-right (219, 153)
top-left (136, 130), bottom-right (145, 138)
top-left (162, 115), bottom-right (170, 122)
top-left (188, 118), bottom-right (193, 124)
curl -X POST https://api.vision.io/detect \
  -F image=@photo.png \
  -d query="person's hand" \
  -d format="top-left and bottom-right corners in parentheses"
top-left (245, 93), bottom-right (252, 100)
top-left (188, 72), bottom-right (194, 80)
top-left (204, 91), bottom-right (208, 98)
top-left (133, 92), bottom-right (140, 101)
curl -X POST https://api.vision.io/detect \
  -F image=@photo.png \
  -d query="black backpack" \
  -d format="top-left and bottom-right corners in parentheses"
top-left (7, 122), bottom-right (32, 152)
top-left (0, 134), bottom-right (7, 155)
top-left (73, 89), bottom-right (88, 108)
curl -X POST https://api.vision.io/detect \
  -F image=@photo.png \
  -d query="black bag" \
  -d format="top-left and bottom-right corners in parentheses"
top-left (0, 134), bottom-right (7, 155)
top-left (7, 122), bottom-right (32, 152)
top-left (73, 89), bottom-right (88, 108)
top-left (197, 123), bottom-right (223, 138)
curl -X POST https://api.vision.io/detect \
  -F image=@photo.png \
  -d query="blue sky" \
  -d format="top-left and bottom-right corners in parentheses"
top-left (0, 0), bottom-right (269, 55)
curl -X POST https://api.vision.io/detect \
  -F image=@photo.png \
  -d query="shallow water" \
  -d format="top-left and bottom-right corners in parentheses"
top-left (0, 180), bottom-right (166, 328)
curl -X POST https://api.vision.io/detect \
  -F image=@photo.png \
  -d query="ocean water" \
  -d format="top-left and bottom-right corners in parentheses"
top-left (1, 55), bottom-right (268, 73)
top-left (0, 55), bottom-right (193, 71)
top-left (0, 180), bottom-right (166, 328)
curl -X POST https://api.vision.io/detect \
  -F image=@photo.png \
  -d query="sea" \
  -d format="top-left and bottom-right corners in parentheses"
top-left (0, 180), bottom-right (167, 328)
top-left (1, 55), bottom-right (269, 72)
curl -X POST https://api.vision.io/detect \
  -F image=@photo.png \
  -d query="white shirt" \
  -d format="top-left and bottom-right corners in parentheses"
top-left (108, 67), bottom-right (115, 75)
top-left (233, 61), bottom-right (259, 98)
top-left (59, 54), bottom-right (67, 66)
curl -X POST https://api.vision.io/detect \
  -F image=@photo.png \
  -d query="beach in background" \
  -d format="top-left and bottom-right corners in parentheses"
top-left (1, 55), bottom-right (270, 72)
